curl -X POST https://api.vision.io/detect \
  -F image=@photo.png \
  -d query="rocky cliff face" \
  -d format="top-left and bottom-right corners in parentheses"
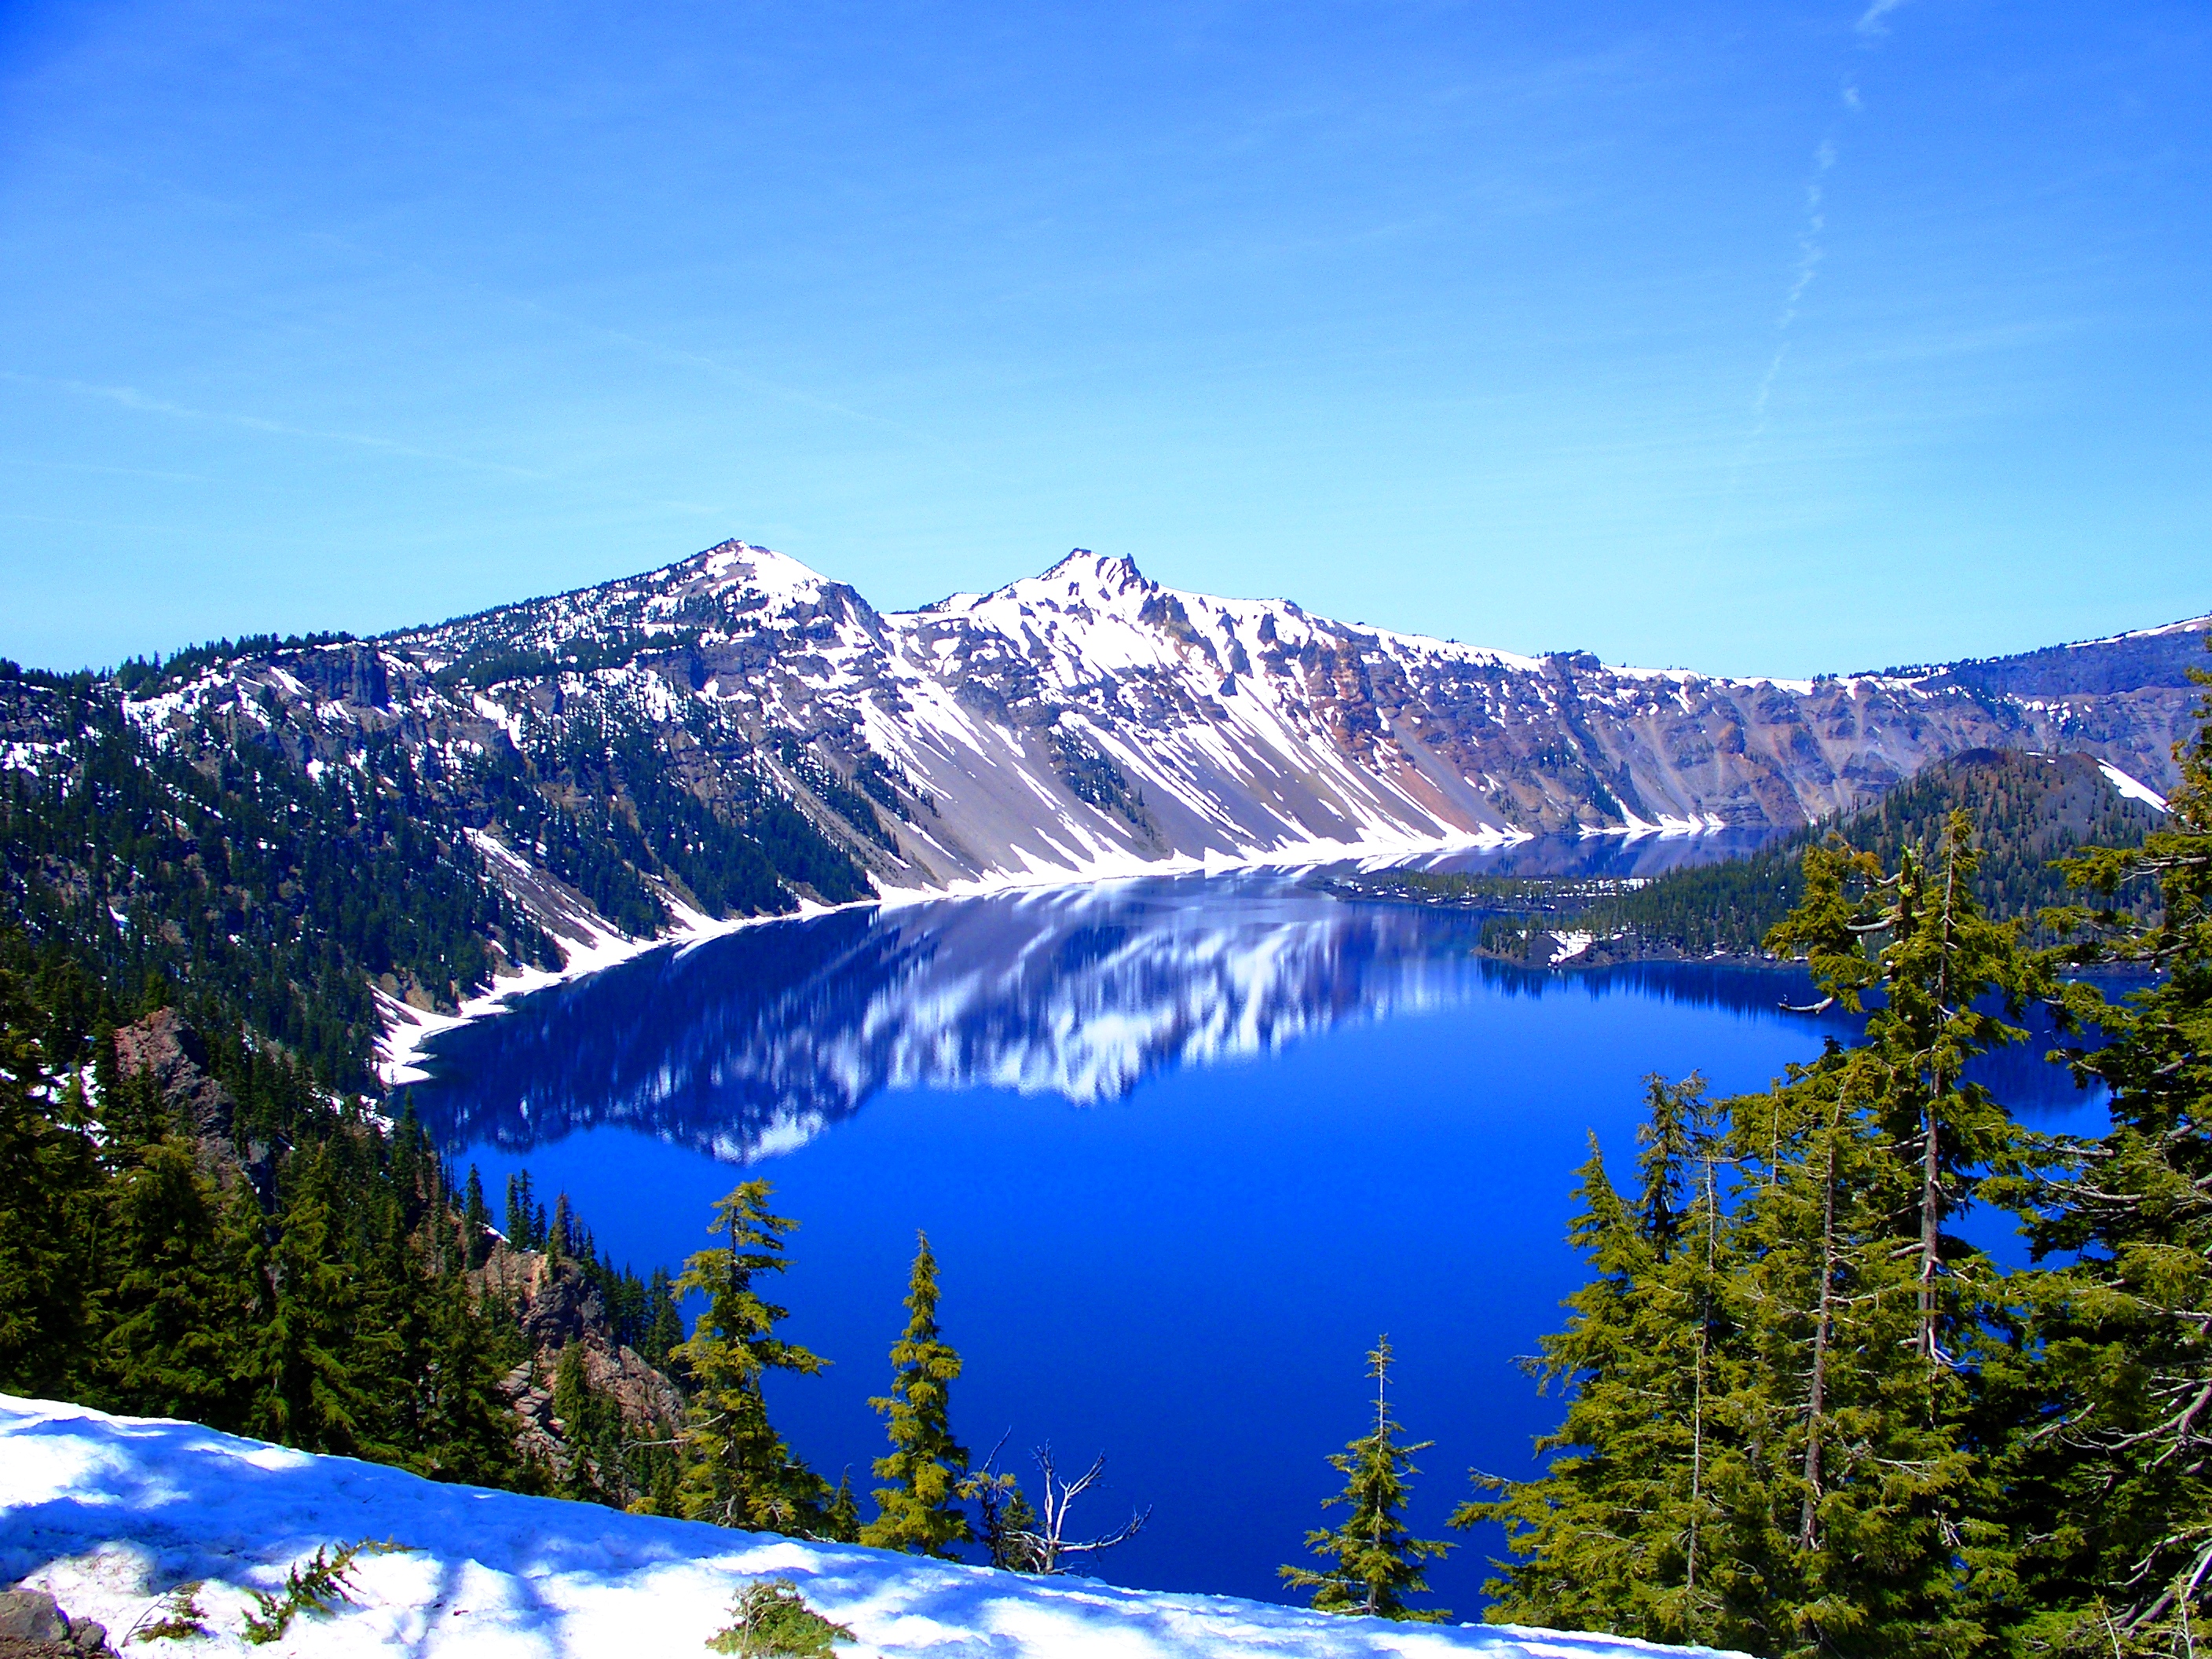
top-left (471, 1243), bottom-right (684, 1483)
top-left (37, 539), bottom-right (2207, 972)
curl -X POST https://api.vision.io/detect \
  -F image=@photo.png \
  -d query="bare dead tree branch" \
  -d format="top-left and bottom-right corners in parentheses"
top-left (1009, 1445), bottom-right (1152, 1575)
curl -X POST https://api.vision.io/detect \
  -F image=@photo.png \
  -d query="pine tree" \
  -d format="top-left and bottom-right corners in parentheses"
top-left (416, 1262), bottom-right (522, 1487)
top-left (364, 1188), bottom-right (431, 1467)
top-left (823, 1470), bottom-right (861, 1544)
top-left (389, 1097), bottom-right (427, 1232)
top-left (94, 1137), bottom-right (255, 1430)
top-left (1766, 818), bottom-right (2035, 1365)
top-left (1282, 1336), bottom-right (1451, 1622)
top-left (1725, 1049), bottom-right (1998, 1657)
top-left (0, 976), bottom-right (100, 1398)
top-left (245, 1143), bottom-right (382, 1456)
top-left (552, 1338), bottom-right (622, 1505)
top-left (641, 1265), bottom-right (683, 1371)
top-left (1459, 1121), bottom-right (1756, 1643)
top-left (505, 1169), bottom-right (539, 1250)
top-left (673, 1180), bottom-right (830, 1534)
top-left (861, 1230), bottom-right (971, 1555)
top-left (1993, 665), bottom-right (2212, 1654)
top-left (463, 1165), bottom-right (493, 1269)
top-left (1471, 819), bottom-right (2045, 1657)
top-left (1634, 1071), bottom-right (1707, 1261)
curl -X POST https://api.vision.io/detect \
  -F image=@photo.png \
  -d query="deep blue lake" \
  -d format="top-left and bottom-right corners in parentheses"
top-left (408, 850), bottom-right (2117, 1615)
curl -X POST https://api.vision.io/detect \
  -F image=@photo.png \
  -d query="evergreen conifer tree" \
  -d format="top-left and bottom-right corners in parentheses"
top-left (823, 1470), bottom-right (861, 1544)
top-left (245, 1144), bottom-right (381, 1456)
top-left (505, 1170), bottom-right (540, 1250)
top-left (672, 1180), bottom-right (830, 1534)
top-left (0, 976), bottom-right (99, 1398)
top-left (94, 1137), bottom-right (254, 1430)
top-left (861, 1231), bottom-right (971, 1555)
top-left (1992, 668), bottom-right (2212, 1653)
top-left (1470, 817), bottom-right (2044, 1657)
top-left (390, 1098), bottom-right (427, 1233)
top-left (641, 1265), bottom-right (683, 1371)
top-left (1282, 1336), bottom-right (1451, 1622)
top-left (364, 1190), bottom-right (432, 1465)
top-left (417, 1262), bottom-right (522, 1487)
top-left (552, 1338), bottom-right (623, 1505)
top-left (1456, 1123), bottom-right (1756, 1642)
top-left (463, 1165), bottom-right (493, 1269)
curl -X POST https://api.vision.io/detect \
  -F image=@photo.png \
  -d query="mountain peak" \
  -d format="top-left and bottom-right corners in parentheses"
top-left (1037, 547), bottom-right (1148, 594)
top-left (693, 538), bottom-right (837, 602)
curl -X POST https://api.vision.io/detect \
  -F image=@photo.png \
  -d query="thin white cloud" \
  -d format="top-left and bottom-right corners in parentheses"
top-left (1749, 344), bottom-right (1792, 434)
top-left (1856, 0), bottom-right (1909, 36)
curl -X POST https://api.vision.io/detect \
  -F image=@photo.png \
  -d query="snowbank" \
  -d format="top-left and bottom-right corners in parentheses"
top-left (0, 1397), bottom-right (1743, 1658)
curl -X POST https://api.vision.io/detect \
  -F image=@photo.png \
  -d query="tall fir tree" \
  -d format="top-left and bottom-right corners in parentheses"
top-left (416, 1261), bottom-right (522, 1488)
top-left (0, 975), bottom-right (100, 1400)
top-left (641, 1265), bottom-right (684, 1372)
top-left (823, 1469), bottom-right (862, 1545)
top-left (1991, 662), bottom-right (2212, 1654)
top-left (462, 1165), bottom-right (493, 1269)
top-left (93, 1137), bottom-right (255, 1430)
top-left (861, 1231), bottom-right (971, 1556)
top-left (1283, 1336), bottom-right (1452, 1622)
top-left (672, 1180), bottom-right (830, 1534)
top-left (1458, 1115), bottom-right (1759, 1643)
top-left (244, 1142), bottom-right (384, 1457)
top-left (552, 1339), bottom-right (624, 1506)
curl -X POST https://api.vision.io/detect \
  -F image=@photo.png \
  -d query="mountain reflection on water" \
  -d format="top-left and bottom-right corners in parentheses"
top-left (412, 855), bottom-right (1854, 1161)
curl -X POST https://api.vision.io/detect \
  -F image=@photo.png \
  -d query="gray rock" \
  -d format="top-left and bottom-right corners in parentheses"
top-left (0, 1590), bottom-right (66, 1645)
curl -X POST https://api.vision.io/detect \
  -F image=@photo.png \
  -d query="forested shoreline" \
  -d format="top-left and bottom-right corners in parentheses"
top-left (1327, 747), bottom-right (2164, 969)
top-left (0, 660), bottom-right (873, 1091)
top-left (0, 969), bottom-right (1140, 1582)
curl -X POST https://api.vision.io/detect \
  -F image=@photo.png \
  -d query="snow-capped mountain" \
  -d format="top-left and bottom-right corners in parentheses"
top-left (9, 537), bottom-right (2199, 1029)
top-left (262, 539), bottom-right (2205, 888)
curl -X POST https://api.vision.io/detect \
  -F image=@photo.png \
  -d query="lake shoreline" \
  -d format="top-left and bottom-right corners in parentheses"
top-left (374, 818), bottom-right (1580, 1091)
top-left (1318, 881), bottom-right (2161, 983)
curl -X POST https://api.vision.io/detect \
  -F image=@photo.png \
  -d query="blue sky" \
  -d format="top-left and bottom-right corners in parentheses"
top-left (2, 0), bottom-right (2205, 677)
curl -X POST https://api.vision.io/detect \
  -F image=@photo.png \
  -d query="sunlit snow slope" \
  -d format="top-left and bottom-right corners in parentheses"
top-left (0, 1397), bottom-right (1745, 1659)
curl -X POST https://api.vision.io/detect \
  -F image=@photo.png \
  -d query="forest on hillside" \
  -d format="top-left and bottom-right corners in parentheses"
top-left (0, 664), bottom-right (870, 1088)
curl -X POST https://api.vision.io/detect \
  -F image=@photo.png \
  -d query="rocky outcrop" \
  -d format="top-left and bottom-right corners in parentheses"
top-left (106, 1011), bottom-right (273, 1199)
top-left (471, 1243), bottom-right (684, 1485)
top-left (0, 1588), bottom-right (114, 1659)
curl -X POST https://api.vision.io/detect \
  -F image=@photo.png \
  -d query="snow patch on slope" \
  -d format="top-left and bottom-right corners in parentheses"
top-left (2098, 760), bottom-right (2170, 812)
top-left (0, 1396), bottom-right (1745, 1659)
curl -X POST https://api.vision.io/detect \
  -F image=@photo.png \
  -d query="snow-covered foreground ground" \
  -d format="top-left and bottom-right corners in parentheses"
top-left (0, 1397), bottom-right (1743, 1659)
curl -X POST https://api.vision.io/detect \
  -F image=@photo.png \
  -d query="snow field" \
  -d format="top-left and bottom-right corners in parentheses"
top-left (0, 1397), bottom-right (1745, 1659)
